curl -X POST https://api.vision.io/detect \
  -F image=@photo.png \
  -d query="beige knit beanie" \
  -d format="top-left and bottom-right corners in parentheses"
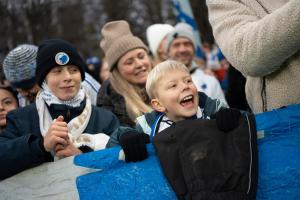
top-left (100, 20), bottom-right (148, 71)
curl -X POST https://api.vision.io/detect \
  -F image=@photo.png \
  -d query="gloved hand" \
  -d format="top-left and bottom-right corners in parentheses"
top-left (119, 131), bottom-right (150, 162)
top-left (215, 108), bottom-right (241, 132)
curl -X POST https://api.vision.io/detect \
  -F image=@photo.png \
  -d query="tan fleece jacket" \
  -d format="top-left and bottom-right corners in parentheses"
top-left (207, 0), bottom-right (300, 113)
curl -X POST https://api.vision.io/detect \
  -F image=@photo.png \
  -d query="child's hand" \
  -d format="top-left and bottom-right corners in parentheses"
top-left (43, 115), bottom-right (69, 152)
top-left (55, 141), bottom-right (82, 158)
top-left (119, 131), bottom-right (149, 162)
top-left (215, 108), bottom-right (241, 132)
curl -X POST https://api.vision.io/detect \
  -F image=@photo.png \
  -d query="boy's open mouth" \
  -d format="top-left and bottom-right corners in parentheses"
top-left (180, 95), bottom-right (194, 107)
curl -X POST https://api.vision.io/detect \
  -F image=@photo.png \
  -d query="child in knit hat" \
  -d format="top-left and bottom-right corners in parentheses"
top-left (2, 44), bottom-right (40, 105)
top-left (2, 44), bottom-right (100, 107)
top-left (0, 39), bottom-right (120, 180)
top-left (97, 20), bottom-right (153, 127)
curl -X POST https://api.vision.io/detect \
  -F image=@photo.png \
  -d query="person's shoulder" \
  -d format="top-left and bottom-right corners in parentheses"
top-left (98, 79), bottom-right (110, 92)
top-left (192, 68), bottom-right (218, 83)
top-left (137, 110), bottom-right (161, 126)
top-left (90, 106), bottom-right (120, 128)
top-left (97, 80), bottom-right (112, 103)
top-left (83, 72), bottom-right (100, 92)
top-left (92, 105), bottom-right (114, 115)
top-left (91, 105), bottom-right (120, 122)
top-left (145, 110), bottom-right (161, 124)
top-left (7, 103), bottom-right (37, 120)
top-left (198, 92), bottom-right (208, 108)
top-left (10, 103), bottom-right (36, 115)
top-left (98, 80), bottom-right (115, 97)
top-left (192, 68), bottom-right (210, 78)
top-left (136, 110), bottom-right (161, 135)
top-left (200, 70), bottom-right (221, 86)
top-left (202, 70), bottom-right (219, 81)
top-left (98, 79), bottom-right (123, 100)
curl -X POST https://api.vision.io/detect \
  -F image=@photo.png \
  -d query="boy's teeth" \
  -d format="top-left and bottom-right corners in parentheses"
top-left (183, 96), bottom-right (192, 101)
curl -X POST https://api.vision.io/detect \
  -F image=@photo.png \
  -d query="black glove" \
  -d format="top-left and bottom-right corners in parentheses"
top-left (215, 108), bottom-right (241, 132)
top-left (119, 131), bottom-right (150, 162)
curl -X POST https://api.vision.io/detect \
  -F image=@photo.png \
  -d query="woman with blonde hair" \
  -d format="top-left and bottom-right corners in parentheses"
top-left (97, 20), bottom-right (152, 127)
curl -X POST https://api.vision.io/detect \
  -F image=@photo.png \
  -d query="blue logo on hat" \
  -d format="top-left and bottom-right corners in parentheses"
top-left (55, 52), bottom-right (69, 65)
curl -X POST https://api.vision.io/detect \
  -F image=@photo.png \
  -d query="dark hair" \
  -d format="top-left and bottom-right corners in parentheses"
top-left (0, 86), bottom-right (18, 103)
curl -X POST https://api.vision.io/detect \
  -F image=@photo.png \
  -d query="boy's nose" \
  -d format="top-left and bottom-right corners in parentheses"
top-left (63, 70), bottom-right (72, 79)
top-left (181, 82), bottom-right (190, 91)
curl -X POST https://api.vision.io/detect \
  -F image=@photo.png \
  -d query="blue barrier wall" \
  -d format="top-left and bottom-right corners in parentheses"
top-left (74, 104), bottom-right (300, 200)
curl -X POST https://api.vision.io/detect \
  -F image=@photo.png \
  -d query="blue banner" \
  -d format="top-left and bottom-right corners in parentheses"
top-left (255, 104), bottom-right (300, 200)
top-left (74, 104), bottom-right (300, 199)
top-left (1, 104), bottom-right (300, 199)
top-left (75, 145), bottom-right (176, 200)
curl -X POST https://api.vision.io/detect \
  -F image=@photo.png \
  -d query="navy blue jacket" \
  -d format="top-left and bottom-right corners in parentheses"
top-left (0, 103), bottom-right (119, 180)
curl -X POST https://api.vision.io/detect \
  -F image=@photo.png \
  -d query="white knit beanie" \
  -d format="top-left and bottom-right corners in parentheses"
top-left (146, 24), bottom-right (174, 57)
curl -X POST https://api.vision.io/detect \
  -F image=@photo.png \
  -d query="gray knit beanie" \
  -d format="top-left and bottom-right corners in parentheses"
top-left (165, 22), bottom-right (196, 53)
top-left (100, 20), bottom-right (148, 71)
top-left (3, 44), bottom-right (38, 89)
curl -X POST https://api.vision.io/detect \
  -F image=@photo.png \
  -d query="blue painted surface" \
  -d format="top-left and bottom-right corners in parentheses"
top-left (74, 145), bottom-right (177, 200)
top-left (255, 104), bottom-right (300, 200)
top-left (74, 104), bottom-right (300, 200)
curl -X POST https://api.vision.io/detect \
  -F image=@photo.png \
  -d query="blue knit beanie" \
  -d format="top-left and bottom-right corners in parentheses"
top-left (3, 44), bottom-right (38, 90)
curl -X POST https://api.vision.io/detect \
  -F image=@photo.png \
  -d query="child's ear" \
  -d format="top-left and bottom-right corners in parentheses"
top-left (151, 98), bottom-right (166, 113)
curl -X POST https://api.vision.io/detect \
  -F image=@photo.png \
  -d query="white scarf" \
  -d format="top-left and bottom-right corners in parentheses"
top-left (36, 88), bottom-right (109, 159)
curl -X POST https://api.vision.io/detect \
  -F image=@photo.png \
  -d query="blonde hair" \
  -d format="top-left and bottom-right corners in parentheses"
top-left (146, 60), bottom-right (189, 99)
top-left (110, 70), bottom-right (152, 121)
